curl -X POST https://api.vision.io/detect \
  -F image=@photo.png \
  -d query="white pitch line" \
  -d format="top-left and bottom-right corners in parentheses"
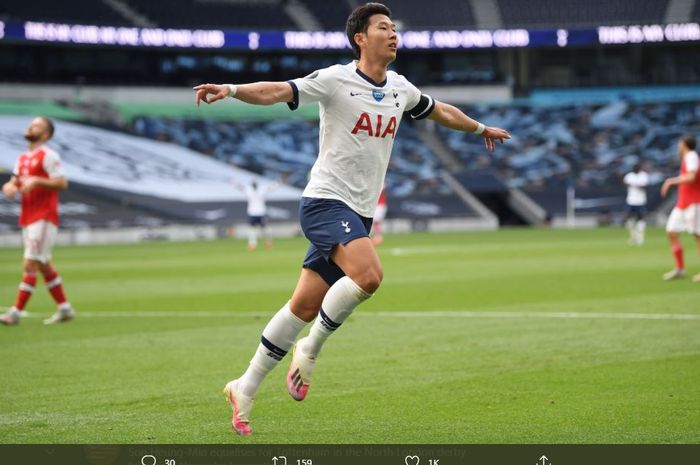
top-left (372, 311), bottom-right (700, 321)
top-left (6, 309), bottom-right (698, 321)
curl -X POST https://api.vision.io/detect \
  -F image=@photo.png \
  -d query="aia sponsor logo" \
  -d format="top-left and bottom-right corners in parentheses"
top-left (351, 112), bottom-right (397, 139)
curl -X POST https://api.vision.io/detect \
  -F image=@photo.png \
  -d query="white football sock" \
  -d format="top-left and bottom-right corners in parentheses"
top-left (301, 276), bottom-right (372, 358)
top-left (625, 219), bottom-right (635, 241)
top-left (248, 228), bottom-right (258, 248)
top-left (636, 220), bottom-right (646, 244)
top-left (238, 302), bottom-right (307, 397)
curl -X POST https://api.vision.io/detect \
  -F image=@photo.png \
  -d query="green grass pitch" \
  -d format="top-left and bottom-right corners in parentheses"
top-left (0, 227), bottom-right (698, 444)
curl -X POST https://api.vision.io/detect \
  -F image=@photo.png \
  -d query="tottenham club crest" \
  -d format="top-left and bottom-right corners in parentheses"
top-left (341, 221), bottom-right (351, 233)
top-left (372, 90), bottom-right (385, 102)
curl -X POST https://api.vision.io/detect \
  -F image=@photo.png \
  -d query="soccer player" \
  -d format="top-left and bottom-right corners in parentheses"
top-left (623, 163), bottom-right (649, 245)
top-left (371, 187), bottom-right (388, 245)
top-left (233, 179), bottom-right (277, 250)
top-left (193, 2), bottom-right (510, 436)
top-left (1, 116), bottom-right (76, 325)
top-left (661, 134), bottom-right (700, 281)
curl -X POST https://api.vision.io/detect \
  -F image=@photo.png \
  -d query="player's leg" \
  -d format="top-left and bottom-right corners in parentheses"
top-left (288, 237), bottom-right (380, 400)
top-left (224, 268), bottom-right (327, 435)
top-left (41, 261), bottom-right (75, 324)
top-left (1, 258), bottom-right (39, 326)
top-left (2, 221), bottom-right (48, 325)
top-left (286, 198), bottom-right (378, 400)
top-left (372, 204), bottom-right (387, 246)
top-left (372, 220), bottom-right (383, 245)
top-left (635, 209), bottom-right (646, 246)
top-left (247, 218), bottom-right (259, 251)
top-left (663, 207), bottom-right (686, 280)
top-left (261, 217), bottom-right (273, 249)
top-left (309, 236), bottom-right (381, 353)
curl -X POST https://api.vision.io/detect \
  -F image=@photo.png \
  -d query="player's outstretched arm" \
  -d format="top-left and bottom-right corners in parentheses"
top-left (661, 170), bottom-right (697, 197)
top-left (427, 100), bottom-right (510, 152)
top-left (193, 82), bottom-right (293, 107)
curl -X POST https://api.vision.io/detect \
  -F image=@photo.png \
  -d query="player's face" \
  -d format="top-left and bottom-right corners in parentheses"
top-left (362, 14), bottom-right (398, 64)
top-left (24, 118), bottom-right (50, 143)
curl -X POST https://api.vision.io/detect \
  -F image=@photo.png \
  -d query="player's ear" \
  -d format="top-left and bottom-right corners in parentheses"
top-left (354, 32), bottom-right (366, 50)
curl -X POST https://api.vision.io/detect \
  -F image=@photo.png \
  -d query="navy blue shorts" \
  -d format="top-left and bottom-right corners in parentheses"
top-left (300, 197), bottom-right (373, 286)
top-left (248, 215), bottom-right (266, 226)
top-left (626, 204), bottom-right (645, 219)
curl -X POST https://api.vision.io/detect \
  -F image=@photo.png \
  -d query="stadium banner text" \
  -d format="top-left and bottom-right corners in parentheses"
top-left (1, 21), bottom-right (699, 49)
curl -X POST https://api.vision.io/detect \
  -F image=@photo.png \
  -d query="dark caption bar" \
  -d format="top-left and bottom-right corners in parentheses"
top-left (0, 445), bottom-right (698, 465)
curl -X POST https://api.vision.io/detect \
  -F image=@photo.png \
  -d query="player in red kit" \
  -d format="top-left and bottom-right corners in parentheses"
top-left (1, 117), bottom-right (76, 325)
top-left (661, 134), bottom-right (700, 282)
top-left (371, 188), bottom-right (388, 246)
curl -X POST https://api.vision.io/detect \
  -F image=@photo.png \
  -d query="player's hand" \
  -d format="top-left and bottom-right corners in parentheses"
top-left (2, 182), bottom-right (18, 199)
top-left (193, 83), bottom-right (229, 106)
top-left (19, 176), bottom-right (39, 194)
top-left (661, 179), bottom-right (673, 198)
top-left (481, 126), bottom-right (511, 152)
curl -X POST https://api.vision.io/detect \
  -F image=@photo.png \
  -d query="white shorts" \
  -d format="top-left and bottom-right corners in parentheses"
top-left (373, 204), bottom-right (387, 222)
top-left (666, 204), bottom-right (700, 235)
top-left (22, 220), bottom-right (58, 263)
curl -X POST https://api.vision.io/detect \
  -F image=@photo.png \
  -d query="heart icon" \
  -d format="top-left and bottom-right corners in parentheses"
top-left (405, 455), bottom-right (420, 465)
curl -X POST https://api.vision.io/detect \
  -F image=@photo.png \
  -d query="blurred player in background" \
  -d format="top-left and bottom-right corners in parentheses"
top-left (661, 134), bottom-right (700, 281)
top-left (1, 117), bottom-right (76, 325)
top-left (623, 163), bottom-right (649, 245)
top-left (232, 179), bottom-right (277, 250)
top-left (371, 187), bottom-right (388, 245)
top-left (194, 2), bottom-right (510, 436)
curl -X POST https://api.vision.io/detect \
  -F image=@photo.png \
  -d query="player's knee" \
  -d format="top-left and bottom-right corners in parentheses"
top-left (354, 267), bottom-right (383, 294)
top-left (23, 260), bottom-right (39, 273)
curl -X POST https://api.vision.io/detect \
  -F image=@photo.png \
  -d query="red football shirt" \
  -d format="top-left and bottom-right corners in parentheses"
top-left (13, 146), bottom-right (65, 227)
top-left (677, 151), bottom-right (700, 209)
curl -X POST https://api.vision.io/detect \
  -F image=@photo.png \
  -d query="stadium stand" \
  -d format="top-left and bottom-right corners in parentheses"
top-left (120, 0), bottom-right (297, 30)
top-left (0, 0), bottom-right (131, 26)
top-left (497, 0), bottom-right (669, 28)
top-left (437, 98), bottom-right (700, 191)
top-left (299, 0), bottom-right (353, 31)
top-left (129, 117), bottom-right (452, 198)
top-left (386, 0), bottom-right (477, 29)
top-left (0, 173), bottom-right (167, 230)
top-left (0, 0), bottom-right (679, 31)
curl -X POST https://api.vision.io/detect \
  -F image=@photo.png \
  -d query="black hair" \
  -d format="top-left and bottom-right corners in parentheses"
top-left (681, 134), bottom-right (696, 151)
top-left (346, 2), bottom-right (392, 59)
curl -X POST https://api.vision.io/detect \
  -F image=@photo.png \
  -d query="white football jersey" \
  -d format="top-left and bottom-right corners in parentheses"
top-left (288, 61), bottom-right (434, 217)
top-left (244, 182), bottom-right (276, 216)
top-left (623, 171), bottom-right (649, 206)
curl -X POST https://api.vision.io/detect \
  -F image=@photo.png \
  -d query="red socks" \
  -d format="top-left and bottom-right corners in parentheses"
top-left (42, 265), bottom-right (68, 305)
top-left (672, 243), bottom-right (684, 270)
top-left (14, 272), bottom-right (37, 310)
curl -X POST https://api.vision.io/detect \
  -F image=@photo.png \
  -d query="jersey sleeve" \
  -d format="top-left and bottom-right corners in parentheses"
top-left (287, 66), bottom-right (341, 111)
top-left (623, 173), bottom-right (631, 185)
top-left (685, 152), bottom-right (699, 172)
top-left (43, 150), bottom-right (66, 179)
top-left (12, 158), bottom-right (20, 176)
top-left (404, 78), bottom-right (435, 120)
